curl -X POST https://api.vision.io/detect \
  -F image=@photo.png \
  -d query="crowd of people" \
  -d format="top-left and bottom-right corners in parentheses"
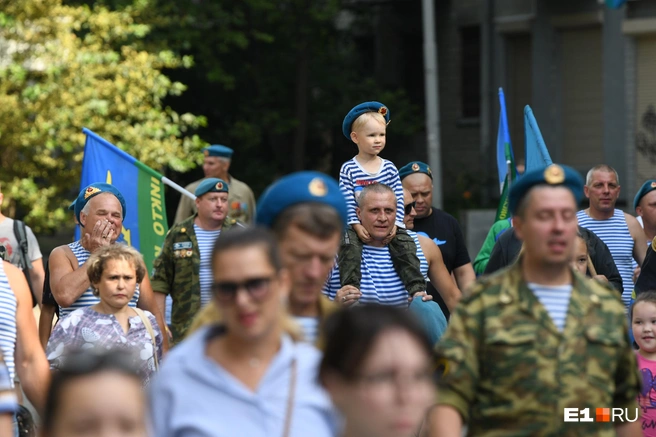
top-left (1, 101), bottom-right (656, 436)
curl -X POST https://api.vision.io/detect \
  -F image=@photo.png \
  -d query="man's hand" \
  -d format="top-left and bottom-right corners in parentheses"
top-left (382, 225), bottom-right (397, 245)
top-left (81, 219), bottom-right (116, 252)
top-left (409, 291), bottom-right (433, 302)
top-left (336, 285), bottom-right (362, 307)
top-left (592, 274), bottom-right (608, 283)
top-left (352, 224), bottom-right (372, 244)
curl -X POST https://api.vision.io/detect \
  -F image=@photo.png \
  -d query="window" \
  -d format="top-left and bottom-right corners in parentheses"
top-left (461, 26), bottom-right (481, 118)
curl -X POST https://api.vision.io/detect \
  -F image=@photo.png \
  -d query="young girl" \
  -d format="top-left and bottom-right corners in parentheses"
top-left (570, 233), bottom-right (589, 275)
top-left (631, 291), bottom-right (656, 435)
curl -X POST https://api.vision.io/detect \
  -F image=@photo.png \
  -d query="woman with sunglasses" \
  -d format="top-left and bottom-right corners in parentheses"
top-left (150, 227), bottom-right (339, 437)
top-left (319, 305), bottom-right (436, 437)
top-left (40, 349), bottom-right (149, 437)
top-left (46, 245), bottom-right (162, 385)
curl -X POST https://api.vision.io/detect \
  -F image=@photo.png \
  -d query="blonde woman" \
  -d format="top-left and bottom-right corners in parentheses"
top-left (46, 245), bottom-right (162, 385)
top-left (150, 228), bottom-right (338, 437)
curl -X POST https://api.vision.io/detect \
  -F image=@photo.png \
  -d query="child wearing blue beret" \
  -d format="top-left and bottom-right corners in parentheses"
top-left (338, 102), bottom-right (426, 297)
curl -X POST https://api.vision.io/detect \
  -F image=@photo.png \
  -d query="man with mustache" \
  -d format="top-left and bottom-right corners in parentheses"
top-left (151, 178), bottom-right (239, 344)
top-left (577, 164), bottom-right (647, 310)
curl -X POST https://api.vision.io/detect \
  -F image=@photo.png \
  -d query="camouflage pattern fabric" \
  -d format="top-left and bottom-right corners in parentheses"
top-left (436, 261), bottom-right (641, 436)
top-left (338, 226), bottom-right (425, 294)
top-left (151, 214), bottom-right (235, 344)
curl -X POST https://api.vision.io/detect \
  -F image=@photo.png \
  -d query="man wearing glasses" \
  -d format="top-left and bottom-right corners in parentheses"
top-left (151, 178), bottom-right (241, 344)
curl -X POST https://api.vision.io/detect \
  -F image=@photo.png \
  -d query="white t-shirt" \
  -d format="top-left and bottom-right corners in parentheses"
top-left (0, 217), bottom-right (42, 267)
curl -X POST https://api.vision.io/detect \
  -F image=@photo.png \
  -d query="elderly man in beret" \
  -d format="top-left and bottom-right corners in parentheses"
top-left (152, 178), bottom-right (239, 344)
top-left (429, 164), bottom-right (641, 437)
top-left (633, 180), bottom-right (656, 294)
top-left (174, 145), bottom-right (256, 226)
top-left (49, 183), bottom-right (167, 348)
top-left (399, 161), bottom-right (475, 318)
top-left (189, 171), bottom-right (346, 345)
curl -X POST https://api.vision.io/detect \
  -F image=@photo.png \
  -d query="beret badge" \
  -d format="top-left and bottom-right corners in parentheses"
top-left (378, 106), bottom-right (388, 117)
top-left (308, 178), bottom-right (327, 197)
top-left (544, 165), bottom-right (565, 185)
top-left (203, 149), bottom-right (210, 157)
top-left (651, 182), bottom-right (656, 188)
top-left (84, 186), bottom-right (101, 199)
top-left (412, 163), bottom-right (420, 172)
top-left (215, 182), bottom-right (224, 190)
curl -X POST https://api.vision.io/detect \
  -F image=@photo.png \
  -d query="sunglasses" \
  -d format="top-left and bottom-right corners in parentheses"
top-left (404, 201), bottom-right (416, 215)
top-left (211, 276), bottom-right (274, 302)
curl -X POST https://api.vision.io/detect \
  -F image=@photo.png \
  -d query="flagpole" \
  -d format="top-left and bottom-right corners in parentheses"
top-left (162, 177), bottom-right (196, 200)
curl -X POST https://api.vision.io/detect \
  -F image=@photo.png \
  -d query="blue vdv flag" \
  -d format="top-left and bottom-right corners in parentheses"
top-left (78, 128), bottom-right (168, 271)
top-left (524, 106), bottom-right (553, 173)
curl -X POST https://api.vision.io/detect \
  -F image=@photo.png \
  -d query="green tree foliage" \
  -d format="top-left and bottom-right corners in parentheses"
top-left (0, 0), bottom-right (205, 232)
top-left (131, 0), bottom-right (422, 195)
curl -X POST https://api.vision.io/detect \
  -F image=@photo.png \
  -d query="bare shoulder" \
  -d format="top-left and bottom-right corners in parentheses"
top-left (49, 245), bottom-right (76, 268)
top-left (417, 234), bottom-right (436, 256)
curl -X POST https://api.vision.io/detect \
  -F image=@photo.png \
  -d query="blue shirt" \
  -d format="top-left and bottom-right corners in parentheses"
top-left (149, 327), bottom-right (339, 437)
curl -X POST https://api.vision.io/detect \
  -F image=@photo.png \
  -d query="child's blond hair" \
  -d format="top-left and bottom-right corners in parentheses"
top-left (351, 112), bottom-right (386, 135)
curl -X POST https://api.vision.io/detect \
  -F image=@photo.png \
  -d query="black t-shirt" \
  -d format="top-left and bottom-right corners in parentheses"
top-left (413, 208), bottom-right (471, 319)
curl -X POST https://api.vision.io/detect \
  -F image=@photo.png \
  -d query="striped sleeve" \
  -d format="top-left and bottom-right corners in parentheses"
top-left (322, 266), bottom-right (338, 301)
top-left (339, 162), bottom-right (359, 226)
top-left (0, 352), bottom-right (16, 414)
top-left (385, 162), bottom-right (405, 228)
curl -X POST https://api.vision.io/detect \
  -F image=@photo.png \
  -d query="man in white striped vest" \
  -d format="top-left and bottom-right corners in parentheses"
top-left (322, 183), bottom-right (460, 310)
top-left (49, 183), bottom-right (167, 350)
top-left (577, 164), bottom-right (647, 309)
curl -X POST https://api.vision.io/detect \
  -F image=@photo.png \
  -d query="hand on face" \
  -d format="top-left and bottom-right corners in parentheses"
top-left (83, 219), bottom-right (117, 252)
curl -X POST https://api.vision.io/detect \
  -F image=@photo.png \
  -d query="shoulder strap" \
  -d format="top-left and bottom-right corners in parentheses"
top-left (13, 220), bottom-right (32, 270)
top-left (133, 308), bottom-right (159, 371)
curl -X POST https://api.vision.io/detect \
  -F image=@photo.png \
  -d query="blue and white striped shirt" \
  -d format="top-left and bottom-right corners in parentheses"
top-left (295, 317), bottom-right (320, 345)
top-left (0, 262), bottom-right (17, 382)
top-left (339, 157), bottom-right (405, 228)
top-left (60, 241), bottom-right (140, 319)
top-left (322, 231), bottom-right (428, 307)
top-left (577, 209), bottom-right (635, 308)
top-left (194, 225), bottom-right (221, 307)
top-left (528, 282), bottom-right (572, 332)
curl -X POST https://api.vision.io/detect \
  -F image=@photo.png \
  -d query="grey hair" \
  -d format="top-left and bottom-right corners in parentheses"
top-left (586, 164), bottom-right (619, 186)
top-left (357, 183), bottom-right (396, 208)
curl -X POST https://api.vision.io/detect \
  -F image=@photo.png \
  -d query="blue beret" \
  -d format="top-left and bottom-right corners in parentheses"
top-left (409, 298), bottom-right (447, 346)
top-left (399, 161), bottom-right (433, 181)
top-left (203, 145), bottom-right (234, 159)
top-left (74, 183), bottom-right (127, 226)
top-left (195, 178), bottom-right (229, 197)
top-left (634, 180), bottom-right (656, 210)
top-left (508, 164), bottom-right (584, 215)
top-left (342, 101), bottom-right (390, 140)
top-left (256, 171), bottom-right (348, 228)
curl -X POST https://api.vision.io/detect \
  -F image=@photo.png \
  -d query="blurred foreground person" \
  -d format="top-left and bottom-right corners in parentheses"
top-left (429, 165), bottom-right (641, 437)
top-left (320, 305), bottom-right (435, 437)
top-left (150, 228), bottom-right (339, 437)
top-left (189, 171), bottom-right (347, 346)
top-left (40, 349), bottom-right (148, 437)
top-left (46, 245), bottom-right (162, 385)
top-left (0, 351), bottom-right (17, 437)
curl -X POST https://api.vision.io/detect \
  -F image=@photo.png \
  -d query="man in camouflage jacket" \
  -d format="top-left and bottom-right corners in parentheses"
top-left (151, 178), bottom-right (239, 344)
top-left (429, 165), bottom-right (641, 437)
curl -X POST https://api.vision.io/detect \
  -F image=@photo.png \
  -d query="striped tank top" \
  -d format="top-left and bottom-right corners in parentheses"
top-left (323, 231), bottom-right (429, 307)
top-left (193, 225), bottom-right (221, 307)
top-left (0, 262), bottom-right (17, 382)
top-left (577, 209), bottom-right (634, 307)
top-left (60, 241), bottom-right (140, 319)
